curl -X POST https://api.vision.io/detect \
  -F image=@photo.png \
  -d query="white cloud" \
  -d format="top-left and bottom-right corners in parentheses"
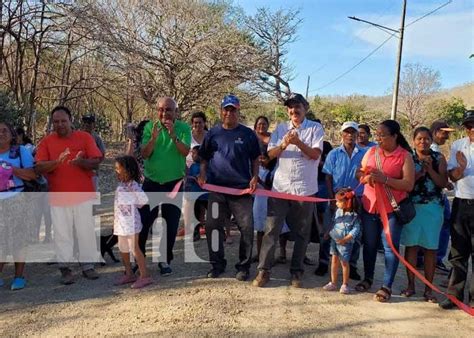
top-left (352, 11), bottom-right (473, 59)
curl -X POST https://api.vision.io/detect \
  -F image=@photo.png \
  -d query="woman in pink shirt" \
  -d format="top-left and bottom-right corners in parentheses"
top-left (355, 120), bottom-right (415, 302)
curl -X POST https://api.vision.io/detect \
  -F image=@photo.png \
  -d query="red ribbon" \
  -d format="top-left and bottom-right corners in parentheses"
top-left (169, 178), bottom-right (473, 315)
top-left (374, 183), bottom-right (473, 316)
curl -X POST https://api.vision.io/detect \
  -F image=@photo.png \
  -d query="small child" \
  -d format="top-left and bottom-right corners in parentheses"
top-left (113, 155), bottom-right (152, 289)
top-left (322, 188), bottom-right (361, 294)
top-left (185, 146), bottom-right (207, 242)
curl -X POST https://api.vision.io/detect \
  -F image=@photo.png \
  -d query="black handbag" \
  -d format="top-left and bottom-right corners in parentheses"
top-left (374, 147), bottom-right (416, 225)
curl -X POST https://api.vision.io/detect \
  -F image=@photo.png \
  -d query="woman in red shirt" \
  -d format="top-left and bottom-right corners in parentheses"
top-left (355, 120), bottom-right (415, 302)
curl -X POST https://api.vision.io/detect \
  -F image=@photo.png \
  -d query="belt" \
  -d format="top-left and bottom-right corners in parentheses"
top-left (457, 198), bottom-right (474, 205)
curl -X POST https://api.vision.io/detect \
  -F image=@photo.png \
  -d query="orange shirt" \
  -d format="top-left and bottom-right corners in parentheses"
top-left (35, 131), bottom-right (102, 206)
top-left (362, 146), bottom-right (409, 214)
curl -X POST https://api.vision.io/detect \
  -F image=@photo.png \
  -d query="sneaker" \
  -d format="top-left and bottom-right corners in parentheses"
top-left (60, 268), bottom-right (75, 285)
top-left (290, 272), bottom-right (303, 288)
top-left (235, 270), bottom-right (249, 281)
top-left (436, 262), bottom-right (450, 275)
top-left (340, 284), bottom-right (351, 294)
top-left (252, 270), bottom-right (270, 287)
top-left (131, 276), bottom-right (153, 289)
top-left (82, 269), bottom-right (99, 280)
top-left (10, 277), bottom-right (26, 291)
top-left (439, 298), bottom-right (457, 310)
top-left (158, 262), bottom-right (172, 276)
top-left (322, 281), bottom-right (337, 291)
top-left (349, 268), bottom-right (361, 281)
top-left (114, 274), bottom-right (137, 286)
top-left (207, 268), bottom-right (224, 278)
top-left (314, 263), bottom-right (328, 276)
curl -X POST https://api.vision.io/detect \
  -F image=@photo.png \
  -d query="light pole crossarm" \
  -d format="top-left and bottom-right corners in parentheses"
top-left (348, 16), bottom-right (400, 34)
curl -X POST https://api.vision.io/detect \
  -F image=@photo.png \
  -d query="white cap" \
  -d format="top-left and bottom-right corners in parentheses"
top-left (340, 121), bottom-right (359, 132)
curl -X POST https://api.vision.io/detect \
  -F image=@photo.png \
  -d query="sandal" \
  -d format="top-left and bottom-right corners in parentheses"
top-left (423, 291), bottom-right (438, 303)
top-left (355, 279), bottom-right (372, 292)
top-left (400, 288), bottom-right (416, 297)
top-left (374, 287), bottom-right (391, 302)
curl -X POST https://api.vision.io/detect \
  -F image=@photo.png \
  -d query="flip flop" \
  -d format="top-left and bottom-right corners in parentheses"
top-left (374, 287), bottom-right (391, 302)
top-left (424, 292), bottom-right (438, 303)
top-left (355, 279), bottom-right (372, 292)
top-left (400, 289), bottom-right (416, 297)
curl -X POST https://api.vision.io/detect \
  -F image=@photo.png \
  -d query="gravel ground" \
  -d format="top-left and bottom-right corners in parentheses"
top-left (0, 143), bottom-right (472, 336)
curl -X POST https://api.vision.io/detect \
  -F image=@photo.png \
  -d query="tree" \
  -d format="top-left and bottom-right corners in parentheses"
top-left (398, 63), bottom-right (441, 129)
top-left (74, 0), bottom-right (263, 116)
top-left (425, 97), bottom-right (466, 126)
top-left (245, 7), bottom-right (302, 103)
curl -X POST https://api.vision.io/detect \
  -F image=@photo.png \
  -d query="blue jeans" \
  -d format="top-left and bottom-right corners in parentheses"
top-left (361, 210), bottom-right (402, 289)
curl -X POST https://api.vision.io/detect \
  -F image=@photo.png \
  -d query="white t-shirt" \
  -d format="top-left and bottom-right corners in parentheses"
top-left (447, 137), bottom-right (474, 199)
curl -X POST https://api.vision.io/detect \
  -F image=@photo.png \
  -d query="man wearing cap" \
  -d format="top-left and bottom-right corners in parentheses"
top-left (81, 115), bottom-right (105, 191)
top-left (430, 120), bottom-right (455, 153)
top-left (430, 120), bottom-right (455, 273)
top-left (440, 109), bottom-right (474, 309)
top-left (314, 121), bottom-right (367, 280)
top-left (140, 97), bottom-right (191, 276)
top-left (253, 93), bottom-right (324, 288)
top-left (198, 94), bottom-right (260, 281)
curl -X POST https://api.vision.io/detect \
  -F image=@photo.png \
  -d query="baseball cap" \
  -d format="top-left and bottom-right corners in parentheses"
top-left (221, 95), bottom-right (240, 109)
top-left (430, 120), bottom-right (455, 134)
top-left (462, 109), bottom-right (474, 125)
top-left (340, 121), bottom-right (359, 132)
top-left (284, 93), bottom-right (309, 107)
top-left (82, 114), bottom-right (96, 123)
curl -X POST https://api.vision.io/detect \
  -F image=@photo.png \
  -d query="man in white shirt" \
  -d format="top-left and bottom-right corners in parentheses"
top-left (440, 109), bottom-right (474, 309)
top-left (253, 93), bottom-right (324, 288)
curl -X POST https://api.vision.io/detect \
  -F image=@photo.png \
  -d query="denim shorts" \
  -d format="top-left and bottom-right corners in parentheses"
top-left (330, 240), bottom-right (353, 262)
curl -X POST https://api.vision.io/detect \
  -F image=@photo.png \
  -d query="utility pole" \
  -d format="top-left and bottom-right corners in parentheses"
top-left (348, 0), bottom-right (407, 121)
top-left (305, 75), bottom-right (310, 100)
top-left (391, 0), bottom-right (407, 120)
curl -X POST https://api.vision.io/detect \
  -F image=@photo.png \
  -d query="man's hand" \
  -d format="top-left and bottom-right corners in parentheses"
top-left (69, 151), bottom-right (84, 166)
top-left (197, 174), bottom-right (206, 187)
top-left (249, 176), bottom-right (258, 194)
top-left (456, 151), bottom-right (467, 170)
top-left (58, 148), bottom-right (71, 163)
top-left (152, 121), bottom-right (162, 140)
top-left (286, 129), bottom-right (300, 145)
top-left (162, 119), bottom-right (174, 137)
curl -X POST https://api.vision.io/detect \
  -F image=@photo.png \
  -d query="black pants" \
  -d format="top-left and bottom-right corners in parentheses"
top-left (206, 193), bottom-right (254, 272)
top-left (138, 178), bottom-right (182, 264)
top-left (448, 198), bottom-right (474, 303)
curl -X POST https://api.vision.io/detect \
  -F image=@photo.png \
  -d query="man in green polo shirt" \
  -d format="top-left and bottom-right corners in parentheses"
top-left (139, 97), bottom-right (191, 275)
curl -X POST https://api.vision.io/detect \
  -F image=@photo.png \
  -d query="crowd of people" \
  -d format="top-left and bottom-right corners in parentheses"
top-left (0, 93), bottom-right (473, 312)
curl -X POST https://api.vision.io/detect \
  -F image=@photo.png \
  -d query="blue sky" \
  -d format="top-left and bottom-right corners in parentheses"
top-left (236, 0), bottom-right (474, 97)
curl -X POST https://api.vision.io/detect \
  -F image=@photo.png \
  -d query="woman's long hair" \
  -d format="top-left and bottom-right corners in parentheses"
top-left (380, 120), bottom-right (411, 152)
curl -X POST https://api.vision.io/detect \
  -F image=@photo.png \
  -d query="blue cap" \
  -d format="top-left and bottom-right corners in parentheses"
top-left (221, 94), bottom-right (240, 109)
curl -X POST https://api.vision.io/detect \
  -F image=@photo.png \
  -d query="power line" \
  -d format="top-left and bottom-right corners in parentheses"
top-left (309, 0), bottom-right (453, 94)
top-left (308, 1), bottom-right (397, 77)
top-left (310, 34), bottom-right (394, 92)
top-left (406, 0), bottom-right (452, 27)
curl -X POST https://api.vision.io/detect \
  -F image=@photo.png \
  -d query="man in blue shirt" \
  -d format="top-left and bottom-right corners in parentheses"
top-left (316, 121), bottom-right (367, 280)
top-left (198, 94), bottom-right (260, 281)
